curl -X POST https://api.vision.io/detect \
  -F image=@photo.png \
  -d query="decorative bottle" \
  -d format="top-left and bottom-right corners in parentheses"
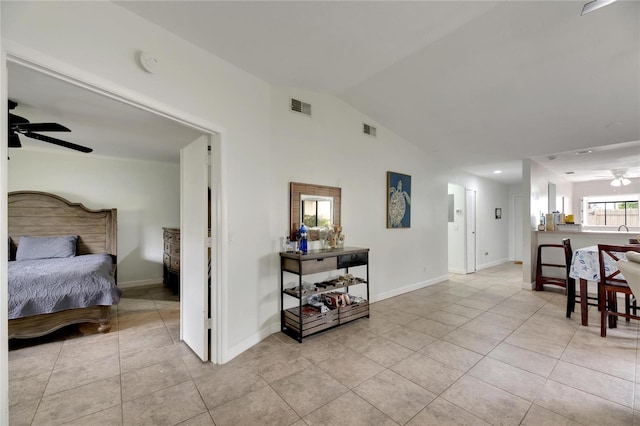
top-left (299, 224), bottom-right (308, 254)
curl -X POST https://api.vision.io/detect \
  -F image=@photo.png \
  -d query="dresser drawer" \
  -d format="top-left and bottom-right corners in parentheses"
top-left (283, 256), bottom-right (337, 275)
top-left (170, 245), bottom-right (180, 257)
top-left (170, 258), bottom-right (180, 272)
top-left (337, 251), bottom-right (368, 268)
top-left (164, 241), bottom-right (171, 253)
top-left (163, 253), bottom-right (171, 267)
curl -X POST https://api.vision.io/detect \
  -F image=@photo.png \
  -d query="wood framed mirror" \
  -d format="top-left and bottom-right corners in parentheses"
top-left (290, 182), bottom-right (341, 241)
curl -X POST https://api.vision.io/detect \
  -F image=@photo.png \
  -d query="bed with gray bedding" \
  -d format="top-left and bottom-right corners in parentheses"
top-left (9, 254), bottom-right (122, 320)
top-left (8, 191), bottom-right (119, 339)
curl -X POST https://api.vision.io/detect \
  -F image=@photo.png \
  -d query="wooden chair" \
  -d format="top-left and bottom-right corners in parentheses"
top-left (535, 238), bottom-right (573, 292)
top-left (598, 244), bottom-right (640, 337)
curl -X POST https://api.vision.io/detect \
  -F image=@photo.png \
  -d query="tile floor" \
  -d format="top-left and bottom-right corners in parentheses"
top-left (8, 262), bottom-right (640, 425)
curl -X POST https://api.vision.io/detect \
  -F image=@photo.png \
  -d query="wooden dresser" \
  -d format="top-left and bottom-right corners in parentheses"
top-left (163, 227), bottom-right (180, 294)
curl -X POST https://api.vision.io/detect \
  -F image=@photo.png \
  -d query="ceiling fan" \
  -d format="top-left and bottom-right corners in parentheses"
top-left (610, 169), bottom-right (632, 187)
top-left (8, 99), bottom-right (92, 153)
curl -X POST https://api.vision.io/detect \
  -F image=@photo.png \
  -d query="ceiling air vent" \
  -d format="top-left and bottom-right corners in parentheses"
top-left (363, 123), bottom-right (377, 137)
top-left (290, 98), bottom-right (311, 116)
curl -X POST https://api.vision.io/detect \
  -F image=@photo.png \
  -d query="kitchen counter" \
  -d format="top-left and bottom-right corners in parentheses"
top-left (535, 229), bottom-right (639, 249)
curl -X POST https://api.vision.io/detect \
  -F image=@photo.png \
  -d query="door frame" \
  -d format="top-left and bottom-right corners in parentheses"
top-left (1, 49), bottom-right (229, 368)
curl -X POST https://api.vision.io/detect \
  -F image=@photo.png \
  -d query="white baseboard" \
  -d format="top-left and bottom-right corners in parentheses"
top-left (477, 258), bottom-right (510, 270)
top-left (448, 267), bottom-right (467, 274)
top-left (222, 323), bottom-right (280, 364)
top-left (221, 275), bottom-right (450, 363)
top-left (118, 278), bottom-right (163, 289)
top-left (370, 275), bottom-right (450, 303)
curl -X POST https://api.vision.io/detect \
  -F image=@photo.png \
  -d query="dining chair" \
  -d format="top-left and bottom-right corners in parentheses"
top-left (535, 238), bottom-right (573, 293)
top-left (598, 244), bottom-right (640, 337)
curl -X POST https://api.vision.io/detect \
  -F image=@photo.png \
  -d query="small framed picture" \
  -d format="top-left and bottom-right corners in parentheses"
top-left (495, 208), bottom-right (502, 219)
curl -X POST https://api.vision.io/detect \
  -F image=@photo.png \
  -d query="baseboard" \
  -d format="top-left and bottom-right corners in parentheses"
top-left (222, 275), bottom-right (450, 363)
top-left (118, 278), bottom-right (163, 289)
top-left (222, 323), bottom-right (280, 364)
top-left (477, 258), bottom-right (510, 270)
top-left (370, 275), bottom-right (450, 303)
top-left (448, 267), bottom-right (467, 274)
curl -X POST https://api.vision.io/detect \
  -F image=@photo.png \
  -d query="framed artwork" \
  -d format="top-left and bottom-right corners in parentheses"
top-left (387, 171), bottom-right (411, 228)
top-left (495, 208), bottom-right (502, 219)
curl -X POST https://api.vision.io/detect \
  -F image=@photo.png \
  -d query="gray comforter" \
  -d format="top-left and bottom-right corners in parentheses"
top-left (8, 253), bottom-right (122, 320)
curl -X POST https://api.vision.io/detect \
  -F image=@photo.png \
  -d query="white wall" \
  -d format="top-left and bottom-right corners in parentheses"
top-left (271, 87), bottom-right (450, 303)
top-left (7, 149), bottom-right (180, 286)
top-left (2, 0), bottom-right (273, 362)
top-left (1, 1), bottom-right (457, 364)
top-left (447, 172), bottom-right (511, 270)
top-left (526, 159), bottom-right (574, 283)
top-left (529, 160), bottom-right (574, 227)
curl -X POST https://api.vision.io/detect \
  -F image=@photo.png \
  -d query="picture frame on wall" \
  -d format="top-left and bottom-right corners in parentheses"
top-left (387, 171), bottom-right (411, 228)
top-left (495, 208), bottom-right (502, 219)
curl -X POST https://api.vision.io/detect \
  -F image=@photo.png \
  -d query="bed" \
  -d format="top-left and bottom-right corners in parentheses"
top-left (8, 191), bottom-right (121, 339)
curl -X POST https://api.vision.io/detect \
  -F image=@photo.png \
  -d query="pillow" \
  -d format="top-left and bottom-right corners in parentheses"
top-left (16, 235), bottom-right (78, 261)
top-left (627, 251), bottom-right (640, 264)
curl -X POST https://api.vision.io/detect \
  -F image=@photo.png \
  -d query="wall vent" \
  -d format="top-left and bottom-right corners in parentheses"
top-left (363, 123), bottom-right (377, 137)
top-left (290, 98), bottom-right (311, 116)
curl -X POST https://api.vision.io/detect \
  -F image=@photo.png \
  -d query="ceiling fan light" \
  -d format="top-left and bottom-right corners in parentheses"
top-left (581, 0), bottom-right (618, 15)
top-left (621, 178), bottom-right (631, 186)
top-left (611, 178), bottom-right (621, 187)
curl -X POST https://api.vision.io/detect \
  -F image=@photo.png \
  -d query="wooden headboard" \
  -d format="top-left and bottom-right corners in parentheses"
top-left (8, 191), bottom-right (117, 262)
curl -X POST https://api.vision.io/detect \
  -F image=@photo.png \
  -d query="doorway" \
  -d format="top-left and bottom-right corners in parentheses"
top-left (513, 194), bottom-right (524, 263)
top-left (2, 56), bottom-right (225, 369)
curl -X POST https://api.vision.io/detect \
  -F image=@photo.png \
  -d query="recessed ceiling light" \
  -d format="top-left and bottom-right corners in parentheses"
top-left (547, 155), bottom-right (557, 160)
top-left (575, 150), bottom-right (592, 155)
top-left (493, 170), bottom-right (502, 174)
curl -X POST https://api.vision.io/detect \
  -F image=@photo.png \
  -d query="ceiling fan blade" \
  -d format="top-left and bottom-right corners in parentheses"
top-left (24, 132), bottom-right (93, 153)
top-left (15, 122), bottom-right (71, 132)
top-left (9, 113), bottom-right (30, 126)
top-left (581, 0), bottom-right (618, 15)
top-left (9, 133), bottom-right (21, 148)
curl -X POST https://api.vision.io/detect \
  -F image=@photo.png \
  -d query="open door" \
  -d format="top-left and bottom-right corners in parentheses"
top-left (180, 135), bottom-right (209, 361)
top-left (465, 189), bottom-right (476, 273)
top-left (513, 194), bottom-right (524, 263)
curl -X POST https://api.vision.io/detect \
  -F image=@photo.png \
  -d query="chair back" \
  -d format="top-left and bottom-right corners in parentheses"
top-left (597, 244), bottom-right (640, 287)
top-left (562, 238), bottom-right (574, 283)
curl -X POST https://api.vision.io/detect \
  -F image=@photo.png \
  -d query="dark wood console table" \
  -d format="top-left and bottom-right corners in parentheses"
top-left (280, 247), bottom-right (370, 342)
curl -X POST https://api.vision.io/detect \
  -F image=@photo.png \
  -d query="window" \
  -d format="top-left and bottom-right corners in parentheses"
top-left (583, 195), bottom-right (639, 227)
top-left (302, 198), bottom-right (332, 228)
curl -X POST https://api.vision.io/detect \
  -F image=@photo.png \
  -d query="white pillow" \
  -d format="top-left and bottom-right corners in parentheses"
top-left (627, 251), bottom-right (640, 264)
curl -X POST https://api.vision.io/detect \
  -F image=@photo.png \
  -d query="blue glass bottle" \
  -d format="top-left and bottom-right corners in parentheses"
top-left (299, 224), bottom-right (308, 254)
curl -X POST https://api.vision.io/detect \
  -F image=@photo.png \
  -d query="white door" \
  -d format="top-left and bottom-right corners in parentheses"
top-left (513, 195), bottom-right (524, 263)
top-left (180, 135), bottom-right (209, 361)
top-left (465, 189), bottom-right (476, 273)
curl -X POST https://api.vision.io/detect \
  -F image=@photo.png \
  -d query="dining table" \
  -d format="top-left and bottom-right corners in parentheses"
top-left (568, 245), bottom-right (629, 326)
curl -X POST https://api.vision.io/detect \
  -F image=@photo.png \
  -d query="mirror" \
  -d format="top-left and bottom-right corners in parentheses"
top-left (290, 182), bottom-right (341, 241)
top-left (302, 195), bottom-right (333, 228)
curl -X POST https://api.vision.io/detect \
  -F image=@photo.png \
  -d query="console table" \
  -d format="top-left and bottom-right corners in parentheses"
top-left (280, 247), bottom-right (370, 342)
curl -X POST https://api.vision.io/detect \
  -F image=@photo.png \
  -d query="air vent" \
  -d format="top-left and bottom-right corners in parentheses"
top-left (363, 123), bottom-right (377, 137)
top-left (290, 98), bottom-right (311, 116)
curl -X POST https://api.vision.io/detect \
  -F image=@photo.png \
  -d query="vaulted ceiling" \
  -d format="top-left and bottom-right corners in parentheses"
top-left (8, 1), bottom-right (640, 184)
